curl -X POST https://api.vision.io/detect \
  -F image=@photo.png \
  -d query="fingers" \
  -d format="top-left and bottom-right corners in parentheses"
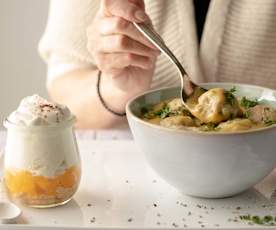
top-left (100, 0), bottom-right (148, 22)
top-left (128, 0), bottom-right (145, 10)
top-left (95, 53), bottom-right (155, 71)
top-left (93, 34), bottom-right (159, 57)
top-left (99, 16), bottom-right (157, 50)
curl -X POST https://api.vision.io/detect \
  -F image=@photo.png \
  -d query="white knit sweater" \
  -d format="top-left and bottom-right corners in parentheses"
top-left (39, 0), bottom-right (276, 89)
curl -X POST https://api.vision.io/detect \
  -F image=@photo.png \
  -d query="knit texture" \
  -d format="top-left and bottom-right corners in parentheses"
top-left (39, 0), bottom-right (276, 89)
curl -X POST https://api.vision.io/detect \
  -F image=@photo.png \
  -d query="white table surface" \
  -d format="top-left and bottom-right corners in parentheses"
top-left (0, 130), bottom-right (275, 230)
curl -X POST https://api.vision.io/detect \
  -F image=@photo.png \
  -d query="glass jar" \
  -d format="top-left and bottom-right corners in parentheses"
top-left (3, 118), bottom-right (81, 208)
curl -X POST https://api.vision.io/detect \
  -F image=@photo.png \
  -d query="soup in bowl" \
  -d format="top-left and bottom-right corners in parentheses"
top-left (126, 83), bottom-right (276, 198)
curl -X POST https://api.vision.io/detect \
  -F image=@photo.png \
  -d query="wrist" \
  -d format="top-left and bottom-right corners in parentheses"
top-left (100, 72), bottom-right (133, 113)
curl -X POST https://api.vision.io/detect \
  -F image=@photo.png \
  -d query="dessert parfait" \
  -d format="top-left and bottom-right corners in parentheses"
top-left (3, 95), bottom-right (81, 208)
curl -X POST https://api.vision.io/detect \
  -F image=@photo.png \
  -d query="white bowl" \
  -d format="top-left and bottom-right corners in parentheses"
top-left (126, 83), bottom-right (276, 198)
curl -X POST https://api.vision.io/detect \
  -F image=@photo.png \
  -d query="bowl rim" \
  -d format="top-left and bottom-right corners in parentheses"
top-left (126, 82), bottom-right (276, 136)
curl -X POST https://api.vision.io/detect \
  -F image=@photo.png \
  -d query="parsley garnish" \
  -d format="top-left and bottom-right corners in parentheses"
top-left (243, 110), bottom-right (251, 118)
top-left (240, 97), bottom-right (258, 109)
top-left (224, 87), bottom-right (237, 106)
top-left (264, 120), bottom-right (276, 126)
top-left (154, 105), bottom-right (171, 119)
top-left (229, 86), bottom-right (237, 94)
top-left (240, 215), bottom-right (276, 226)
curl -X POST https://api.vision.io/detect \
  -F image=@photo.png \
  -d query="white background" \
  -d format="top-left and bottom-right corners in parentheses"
top-left (0, 0), bottom-right (49, 128)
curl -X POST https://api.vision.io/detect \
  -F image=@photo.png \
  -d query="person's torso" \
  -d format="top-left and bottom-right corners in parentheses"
top-left (147, 0), bottom-right (276, 89)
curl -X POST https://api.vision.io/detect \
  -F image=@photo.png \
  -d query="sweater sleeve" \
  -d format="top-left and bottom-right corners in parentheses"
top-left (38, 0), bottom-right (100, 85)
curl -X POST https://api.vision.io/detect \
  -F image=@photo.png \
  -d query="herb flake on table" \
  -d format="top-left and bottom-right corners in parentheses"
top-left (172, 222), bottom-right (179, 228)
top-left (90, 217), bottom-right (96, 223)
top-left (239, 215), bottom-right (276, 226)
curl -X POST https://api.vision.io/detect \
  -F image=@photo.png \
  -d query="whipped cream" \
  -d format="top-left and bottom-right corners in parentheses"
top-left (4, 95), bottom-right (79, 177)
top-left (5, 132), bottom-right (79, 177)
top-left (7, 95), bottom-right (73, 126)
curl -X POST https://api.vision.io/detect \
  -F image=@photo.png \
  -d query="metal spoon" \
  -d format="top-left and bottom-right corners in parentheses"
top-left (133, 22), bottom-right (206, 105)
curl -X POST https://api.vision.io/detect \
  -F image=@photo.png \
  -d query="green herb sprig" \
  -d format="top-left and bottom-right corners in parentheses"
top-left (240, 97), bottom-right (259, 109)
top-left (154, 105), bottom-right (171, 119)
top-left (224, 87), bottom-right (237, 106)
top-left (239, 215), bottom-right (276, 226)
top-left (264, 120), bottom-right (276, 126)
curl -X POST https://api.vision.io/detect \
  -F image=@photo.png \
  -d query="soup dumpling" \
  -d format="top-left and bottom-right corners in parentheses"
top-left (217, 118), bottom-right (253, 132)
top-left (189, 88), bottom-right (241, 124)
top-left (160, 115), bottom-right (195, 128)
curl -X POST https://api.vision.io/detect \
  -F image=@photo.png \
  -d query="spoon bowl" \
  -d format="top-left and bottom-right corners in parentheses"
top-left (0, 201), bottom-right (21, 224)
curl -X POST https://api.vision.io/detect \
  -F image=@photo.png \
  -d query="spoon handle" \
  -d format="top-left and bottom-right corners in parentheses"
top-left (133, 22), bottom-right (187, 78)
top-left (133, 22), bottom-right (198, 98)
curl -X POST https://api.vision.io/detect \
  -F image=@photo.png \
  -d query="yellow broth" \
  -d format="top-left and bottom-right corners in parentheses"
top-left (141, 87), bottom-right (276, 132)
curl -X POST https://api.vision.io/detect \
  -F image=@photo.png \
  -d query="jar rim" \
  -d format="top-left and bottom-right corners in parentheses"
top-left (3, 116), bottom-right (77, 131)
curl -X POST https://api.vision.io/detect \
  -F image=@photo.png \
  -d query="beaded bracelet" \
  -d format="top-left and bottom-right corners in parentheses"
top-left (96, 70), bottom-right (126, 117)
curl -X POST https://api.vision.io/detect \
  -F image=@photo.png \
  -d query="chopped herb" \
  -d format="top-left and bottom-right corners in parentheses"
top-left (169, 106), bottom-right (191, 117)
top-left (240, 97), bottom-right (258, 109)
top-left (229, 86), bottom-right (237, 93)
top-left (252, 216), bottom-right (262, 225)
top-left (264, 215), bottom-right (273, 222)
top-left (172, 223), bottom-right (178, 228)
top-left (180, 203), bottom-right (187, 207)
top-left (154, 105), bottom-right (171, 119)
top-left (240, 215), bottom-right (276, 226)
top-left (90, 217), bottom-right (96, 223)
top-left (243, 110), bottom-right (251, 118)
top-left (240, 215), bottom-right (251, 221)
top-left (224, 87), bottom-right (237, 106)
top-left (264, 120), bottom-right (276, 126)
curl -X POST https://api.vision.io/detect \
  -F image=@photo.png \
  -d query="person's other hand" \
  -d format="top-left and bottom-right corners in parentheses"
top-left (87, 0), bottom-right (159, 96)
